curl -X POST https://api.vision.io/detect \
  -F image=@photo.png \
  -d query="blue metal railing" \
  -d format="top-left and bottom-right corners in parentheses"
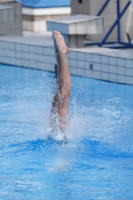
top-left (99, 0), bottom-right (131, 48)
top-left (97, 0), bottom-right (110, 16)
top-left (85, 0), bottom-right (133, 49)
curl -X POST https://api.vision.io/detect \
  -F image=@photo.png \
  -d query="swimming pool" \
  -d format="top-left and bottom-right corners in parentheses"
top-left (0, 64), bottom-right (133, 200)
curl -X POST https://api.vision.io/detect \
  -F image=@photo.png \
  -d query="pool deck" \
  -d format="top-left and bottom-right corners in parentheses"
top-left (0, 31), bottom-right (133, 85)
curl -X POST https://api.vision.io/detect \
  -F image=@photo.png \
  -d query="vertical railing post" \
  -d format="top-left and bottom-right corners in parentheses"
top-left (117, 0), bottom-right (121, 43)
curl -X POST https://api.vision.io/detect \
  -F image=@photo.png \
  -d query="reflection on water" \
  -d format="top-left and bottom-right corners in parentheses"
top-left (0, 64), bottom-right (133, 200)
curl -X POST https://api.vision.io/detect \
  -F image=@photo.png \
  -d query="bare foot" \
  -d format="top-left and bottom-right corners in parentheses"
top-left (54, 31), bottom-right (69, 55)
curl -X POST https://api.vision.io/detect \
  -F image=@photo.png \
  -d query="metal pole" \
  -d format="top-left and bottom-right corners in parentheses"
top-left (97, 0), bottom-right (111, 16)
top-left (117, 0), bottom-right (121, 43)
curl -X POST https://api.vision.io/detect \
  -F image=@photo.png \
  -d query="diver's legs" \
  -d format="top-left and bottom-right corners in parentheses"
top-left (50, 31), bottom-right (71, 131)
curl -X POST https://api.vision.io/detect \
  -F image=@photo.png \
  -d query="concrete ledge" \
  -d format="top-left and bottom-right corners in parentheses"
top-left (22, 7), bottom-right (71, 16)
top-left (47, 14), bottom-right (104, 47)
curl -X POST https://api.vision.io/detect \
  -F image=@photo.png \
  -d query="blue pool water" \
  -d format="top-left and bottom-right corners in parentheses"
top-left (0, 64), bottom-right (133, 200)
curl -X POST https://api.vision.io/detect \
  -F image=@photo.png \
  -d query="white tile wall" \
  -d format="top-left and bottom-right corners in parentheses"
top-left (39, 55), bottom-right (44, 62)
top-left (69, 51), bottom-right (77, 59)
top-left (93, 54), bottom-right (100, 63)
top-left (93, 71), bottom-right (101, 79)
top-left (30, 60), bottom-right (36, 69)
top-left (109, 65), bottom-right (117, 73)
top-left (0, 41), bottom-right (5, 48)
top-left (117, 58), bottom-right (125, 67)
top-left (36, 46), bottom-right (43, 54)
top-left (84, 61), bottom-right (90, 70)
top-left (109, 57), bottom-right (116, 66)
top-left (126, 76), bottom-right (133, 85)
top-left (77, 68), bottom-right (85, 76)
top-left (101, 72), bottom-right (109, 81)
top-left (1, 40), bottom-right (133, 86)
top-left (44, 62), bottom-right (49, 70)
top-left (16, 58), bottom-right (23, 67)
top-left (93, 63), bottom-right (101, 71)
top-left (126, 67), bottom-right (133, 76)
top-left (23, 52), bottom-right (31, 60)
top-left (8, 42), bottom-right (15, 50)
top-left (50, 56), bottom-right (56, 64)
top-left (70, 66), bottom-right (74, 74)
top-left (36, 61), bottom-right (44, 70)
top-left (45, 56), bottom-right (51, 64)
top-left (2, 41), bottom-right (8, 49)
top-left (46, 63), bottom-right (54, 72)
top-left (9, 57), bottom-right (15, 65)
top-left (70, 67), bottom-right (77, 75)
top-left (101, 55), bottom-right (108, 64)
top-left (117, 75), bottom-right (125, 83)
top-left (44, 47), bottom-right (51, 55)
top-left (2, 49), bottom-right (8, 56)
top-left (51, 48), bottom-right (55, 56)
top-left (31, 54), bottom-right (40, 62)
top-left (16, 43), bottom-right (21, 51)
top-left (69, 59), bottom-right (77, 67)
top-left (23, 59), bottom-right (30, 68)
top-left (15, 51), bottom-right (22, 59)
top-left (77, 52), bottom-right (85, 60)
top-left (31, 54), bottom-right (38, 61)
top-left (109, 73), bottom-right (117, 82)
top-left (125, 59), bottom-right (133, 68)
top-left (85, 53), bottom-right (93, 62)
top-left (68, 58), bottom-right (71, 66)
top-left (0, 55), bottom-right (3, 63)
top-left (117, 67), bottom-right (125, 75)
top-left (22, 44), bottom-right (29, 52)
top-left (85, 69), bottom-right (93, 78)
top-left (77, 60), bottom-right (85, 69)
top-left (29, 45), bottom-right (36, 53)
top-left (101, 64), bottom-right (108, 72)
top-left (0, 49), bottom-right (3, 56)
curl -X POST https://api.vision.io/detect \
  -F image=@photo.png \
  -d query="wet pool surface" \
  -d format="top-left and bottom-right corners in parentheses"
top-left (0, 64), bottom-right (133, 200)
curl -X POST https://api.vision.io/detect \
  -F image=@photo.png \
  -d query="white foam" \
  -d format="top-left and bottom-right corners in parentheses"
top-left (54, 133), bottom-right (65, 141)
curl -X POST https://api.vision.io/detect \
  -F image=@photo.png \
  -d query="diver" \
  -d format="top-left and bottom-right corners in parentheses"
top-left (49, 31), bottom-right (71, 139)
